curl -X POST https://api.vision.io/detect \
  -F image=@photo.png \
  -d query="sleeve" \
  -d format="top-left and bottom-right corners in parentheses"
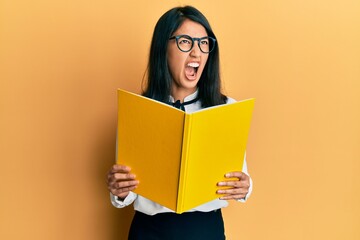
top-left (226, 96), bottom-right (237, 104)
top-left (110, 191), bottom-right (137, 208)
top-left (236, 152), bottom-right (253, 202)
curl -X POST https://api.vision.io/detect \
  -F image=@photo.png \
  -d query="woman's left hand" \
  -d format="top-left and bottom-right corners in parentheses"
top-left (216, 171), bottom-right (250, 200)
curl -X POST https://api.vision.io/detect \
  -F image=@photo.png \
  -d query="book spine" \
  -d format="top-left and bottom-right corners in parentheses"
top-left (177, 113), bottom-right (192, 214)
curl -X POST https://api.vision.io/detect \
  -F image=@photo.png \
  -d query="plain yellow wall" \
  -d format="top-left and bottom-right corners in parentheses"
top-left (1, 0), bottom-right (359, 239)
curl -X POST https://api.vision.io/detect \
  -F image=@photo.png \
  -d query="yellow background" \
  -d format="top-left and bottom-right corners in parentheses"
top-left (0, 0), bottom-right (359, 239)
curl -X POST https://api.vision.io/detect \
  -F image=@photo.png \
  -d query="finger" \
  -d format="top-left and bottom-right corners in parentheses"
top-left (216, 187), bottom-right (248, 196)
top-left (113, 172), bottom-right (136, 181)
top-left (219, 194), bottom-right (246, 200)
top-left (108, 180), bottom-right (139, 193)
top-left (115, 180), bottom-right (139, 189)
top-left (110, 164), bottom-right (131, 174)
top-left (225, 171), bottom-right (248, 179)
top-left (113, 184), bottom-right (137, 193)
top-left (111, 185), bottom-right (138, 197)
top-left (217, 180), bottom-right (238, 187)
top-left (217, 180), bottom-right (249, 188)
top-left (107, 170), bottom-right (136, 185)
top-left (107, 174), bottom-right (129, 186)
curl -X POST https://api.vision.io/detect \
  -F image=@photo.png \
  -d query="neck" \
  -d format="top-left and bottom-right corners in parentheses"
top-left (171, 87), bottom-right (197, 103)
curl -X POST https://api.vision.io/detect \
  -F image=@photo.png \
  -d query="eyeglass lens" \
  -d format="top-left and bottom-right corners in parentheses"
top-left (176, 35), bottom-right (215, 53)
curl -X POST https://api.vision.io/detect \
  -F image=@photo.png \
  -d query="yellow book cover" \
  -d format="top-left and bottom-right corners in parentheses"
top-left (117, 89), bottom-right (255, 213)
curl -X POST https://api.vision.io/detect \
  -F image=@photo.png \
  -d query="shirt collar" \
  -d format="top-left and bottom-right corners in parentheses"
top-left (169, 89), bottom-right (199, 103)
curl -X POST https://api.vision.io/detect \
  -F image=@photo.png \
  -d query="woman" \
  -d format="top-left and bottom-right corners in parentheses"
top-left (107, 6), bottom-right (252, 239)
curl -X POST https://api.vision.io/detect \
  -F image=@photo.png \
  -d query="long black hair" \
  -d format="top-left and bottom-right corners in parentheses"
top-left (142, 6), bottom-right (227, 108)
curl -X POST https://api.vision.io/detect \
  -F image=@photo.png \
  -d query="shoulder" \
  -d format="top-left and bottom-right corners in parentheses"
top-left (226, 96), bottom-right (237, 104)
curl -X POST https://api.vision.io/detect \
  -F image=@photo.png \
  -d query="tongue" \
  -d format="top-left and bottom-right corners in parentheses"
top-left (185, 66), bottom-right (196, 79)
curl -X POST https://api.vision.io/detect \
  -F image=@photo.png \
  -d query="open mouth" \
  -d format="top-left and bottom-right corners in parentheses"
top-left (185, 62), bottom-right (199, 79)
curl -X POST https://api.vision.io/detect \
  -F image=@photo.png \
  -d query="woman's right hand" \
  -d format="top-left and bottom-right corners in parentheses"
top-left (106, 164), bottom-right (139, 200)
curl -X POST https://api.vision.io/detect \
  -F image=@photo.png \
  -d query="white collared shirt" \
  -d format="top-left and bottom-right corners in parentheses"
top-left (110, 90), bottom-right (253, 215)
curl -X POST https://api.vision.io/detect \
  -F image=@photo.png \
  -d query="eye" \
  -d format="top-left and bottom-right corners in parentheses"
top-left (200, 40), bottom-right (209, 45)
top-left (178, 39), bottom-right (191, 45)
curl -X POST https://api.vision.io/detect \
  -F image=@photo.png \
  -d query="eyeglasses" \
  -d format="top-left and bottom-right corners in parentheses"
top-left (169, 35), bottom-right (216, 53)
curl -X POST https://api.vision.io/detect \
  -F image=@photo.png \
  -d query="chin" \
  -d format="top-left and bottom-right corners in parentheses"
top-left (183, 80), bottom-right (199, 90)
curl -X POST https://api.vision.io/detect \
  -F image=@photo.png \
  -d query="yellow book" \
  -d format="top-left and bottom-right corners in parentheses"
top-left (117, 89), bottom-right (255, 213)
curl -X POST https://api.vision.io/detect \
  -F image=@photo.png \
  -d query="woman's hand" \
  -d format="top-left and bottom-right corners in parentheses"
top-left (106, 164), bottom-right (139, 200)
top-left (216, 171), bottom-right (250, 200)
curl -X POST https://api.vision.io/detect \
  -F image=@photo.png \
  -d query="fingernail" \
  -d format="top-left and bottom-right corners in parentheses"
top-left (218, 182), bottom-right (225, 186)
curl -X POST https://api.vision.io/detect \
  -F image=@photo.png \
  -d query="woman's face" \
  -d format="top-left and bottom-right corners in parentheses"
top-left (167, 19), bottom-right (209, 99)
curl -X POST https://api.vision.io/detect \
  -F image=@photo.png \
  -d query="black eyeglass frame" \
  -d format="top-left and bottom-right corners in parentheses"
top-left (169, 35), bottom-right (217, 53)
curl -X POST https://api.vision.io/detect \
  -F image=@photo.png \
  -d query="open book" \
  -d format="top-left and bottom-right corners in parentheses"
top-left (116, 89), bottom-right (255, 213)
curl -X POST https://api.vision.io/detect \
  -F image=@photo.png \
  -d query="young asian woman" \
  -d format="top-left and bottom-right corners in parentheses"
top-left (107, 6), bottom-right (253, 240)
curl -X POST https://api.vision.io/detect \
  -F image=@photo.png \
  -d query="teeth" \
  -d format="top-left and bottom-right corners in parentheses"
top-left (187, 62), bottom-right (200, 68)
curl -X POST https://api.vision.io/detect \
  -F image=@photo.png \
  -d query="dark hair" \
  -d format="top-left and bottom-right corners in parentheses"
top-left (142, 6), bottom-right (227, 108)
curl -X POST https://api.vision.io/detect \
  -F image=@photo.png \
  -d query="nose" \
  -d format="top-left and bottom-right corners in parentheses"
top-left (190, 41), bottom-right (201, 57)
